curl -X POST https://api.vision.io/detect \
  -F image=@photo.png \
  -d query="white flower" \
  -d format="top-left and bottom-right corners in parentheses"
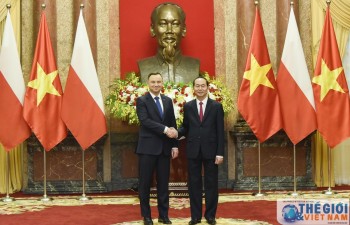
top-left (129, 94), bottom-right (136, 105)
top-left (208, 92), bottom-right (215, 99)
top-left (126, 85), bottom-right (136, 92)
top-left (184, 92), bottom-right (194, 102)
top-left (137, 87), bottom-right (147, 95)
top-left (184, 86), bottom-right (192, 95)
top-left (209, 83), bottom-right (217, 89)
top-left (173, 103), bottom-right (181, 119)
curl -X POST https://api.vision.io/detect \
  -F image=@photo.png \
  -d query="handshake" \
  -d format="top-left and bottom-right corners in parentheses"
top-left (166, 127), bottom-right (178, 139)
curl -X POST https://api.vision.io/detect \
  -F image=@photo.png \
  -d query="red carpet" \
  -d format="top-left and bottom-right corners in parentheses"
top-left (1, 187), bottom-right (350, 225)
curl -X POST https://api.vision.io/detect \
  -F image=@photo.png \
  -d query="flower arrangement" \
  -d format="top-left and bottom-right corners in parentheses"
top-left (105, 72), bottom-right (233, 127)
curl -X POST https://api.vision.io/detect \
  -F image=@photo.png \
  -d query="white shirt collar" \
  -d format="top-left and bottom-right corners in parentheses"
top-left (150, 92), bottom-right (161, 99)
top-left (196, 96), bottom-right (208, 105)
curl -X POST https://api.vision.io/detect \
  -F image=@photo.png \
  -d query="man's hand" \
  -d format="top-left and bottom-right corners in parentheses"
top-left (171, 148), bottom-right (179, 159)
top-left (215, 156), bottom-right (224, 165)
top-left (166, 127), bottom-right (178, 139)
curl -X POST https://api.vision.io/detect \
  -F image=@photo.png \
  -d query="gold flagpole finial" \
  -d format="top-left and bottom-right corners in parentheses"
top-left (326, 0), bottom-right (331, 5)
top-left (41, 3), bottom-right (46, 10)
top-left (80, 4), bottom-right (84, 10)
top-left (254, 1), bottom-right (259, 6)
top-left (290, 1), bottom-right (294, 6)
top-left (6, 4), bottom-right (11, 10)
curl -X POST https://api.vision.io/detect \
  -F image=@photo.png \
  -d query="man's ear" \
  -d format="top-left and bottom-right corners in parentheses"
top-left (182, 26), bottom-right (187, 37)
top-left (150, 26), bottom-right (156, 37)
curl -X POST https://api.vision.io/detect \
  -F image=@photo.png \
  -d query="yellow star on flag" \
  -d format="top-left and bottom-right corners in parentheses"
top-left (243, 54), bottom-right (274, 96)
top-left (312, 59), bottom-right (344, 101)
top-left (27, 63), bottom-right (61, 106)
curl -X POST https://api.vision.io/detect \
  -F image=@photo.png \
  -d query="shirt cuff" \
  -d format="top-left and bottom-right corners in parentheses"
top-left (216, 155), bottom-right (223, 159)
top-left (163, 126), bottom-right (168, 134)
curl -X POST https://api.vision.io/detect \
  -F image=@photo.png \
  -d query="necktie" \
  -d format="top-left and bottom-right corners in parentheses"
top-left (199, 101), bottom-right (203, 122)
top-left (154, 96), bottom-right (163, 117)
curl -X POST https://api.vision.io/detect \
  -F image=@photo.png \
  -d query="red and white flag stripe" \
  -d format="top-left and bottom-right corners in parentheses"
top-left (62, 10), bottom-right (107, 150)
top-left (277, 7), bottom-right (317, 145)
top-left (0, 11), bottom-right (30, 150)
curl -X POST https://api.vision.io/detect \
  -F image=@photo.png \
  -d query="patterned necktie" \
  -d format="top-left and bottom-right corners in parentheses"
top-left (154, 96), bottom-right (163, 117)
top-left (199, 101), bottom-right (203, 122)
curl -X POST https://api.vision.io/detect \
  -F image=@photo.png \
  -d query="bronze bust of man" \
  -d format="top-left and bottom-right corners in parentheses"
top-left (138, 2), bottom-right (200, 84)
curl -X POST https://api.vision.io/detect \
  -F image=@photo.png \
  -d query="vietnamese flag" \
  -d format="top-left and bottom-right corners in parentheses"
top-left (312, 6), bottom-right (350, 148)
top-left (23, 12), bottom-right (67, 151)
top-left (237, 7), bottom-right (282, 142)
top-left (0, 10), bottom-right (31, 151)
top-left (276, 7), bottom-right (317, 145)
top-left (61, 10), bottom-right (107, 150)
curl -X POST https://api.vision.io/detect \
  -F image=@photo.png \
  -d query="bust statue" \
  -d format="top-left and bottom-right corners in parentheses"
top-left (138, 2), bottom-right (200, 84)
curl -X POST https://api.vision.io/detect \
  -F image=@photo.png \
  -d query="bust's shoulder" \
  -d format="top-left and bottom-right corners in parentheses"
top-left (181, 55), bottom-right (200, 65)
top-left (137, 56), bottom-right (158, 65)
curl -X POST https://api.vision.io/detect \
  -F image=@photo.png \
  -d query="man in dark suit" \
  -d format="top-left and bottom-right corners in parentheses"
top-left (136, 72), bottom-right (179, 225)
top-left (178, 76), bottom-right (224, 225)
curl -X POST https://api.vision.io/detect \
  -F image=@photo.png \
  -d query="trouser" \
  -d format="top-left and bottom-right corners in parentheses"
top-left (138, 153), bottom-right (170, 218)
top-left (187, 153), bottom-right (218, 220)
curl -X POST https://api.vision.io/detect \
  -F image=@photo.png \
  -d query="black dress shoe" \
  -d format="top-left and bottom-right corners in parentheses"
top-left (158, 217), bottom-right (172, 224)
top-left (188, 219), bottom-right (201, 225)
top-left (206, 218), bottom-right (216, 225)
top-left (143, 217), bottom-right (153, 225)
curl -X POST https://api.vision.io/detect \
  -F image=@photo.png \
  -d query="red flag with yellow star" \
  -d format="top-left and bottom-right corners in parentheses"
top-left (312, 6), bottom-right (350, 148)
top-left (23, 12), bottom-right (67, 151)
top-left (237, 7), bottom-right (282, 142)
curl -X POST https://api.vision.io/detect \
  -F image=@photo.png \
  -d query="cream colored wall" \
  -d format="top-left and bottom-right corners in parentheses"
top-left (300, 0), bottom-right (314, 80)
top-left (56, 0), bottom-right (74, 89)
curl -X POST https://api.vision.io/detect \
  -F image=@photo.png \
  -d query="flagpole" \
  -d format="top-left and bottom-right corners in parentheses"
top-left (1, 151), bottom-right (15, 202)
top-left (323, 146), bottom-right (336, 195)
top-left (75, 3), bottom-right (91, 202)
top-left (1, 4), bottom-right (15, 203)
top-left (34, 2), bottom-right (53, 203)
top-left (253, 142), bottom-right (267, 197)
top-left (252, 0), bottom-right (267, 197)
top-left (39, 150), bottom-right (53, 201)
top-left (77, 148), bottom-right (91, 201)
top-left (288, 144), bottom-right (302, 196)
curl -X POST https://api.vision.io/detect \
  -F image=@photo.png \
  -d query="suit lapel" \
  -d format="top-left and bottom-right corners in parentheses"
top-left (202, 98), bottom-right (213, 123)
top-left (190, 100), bottom-right (201, 122)
top-left (160, 95), bottom-right (167, 119)
top-left (146, 93), bottom-right (163, 120)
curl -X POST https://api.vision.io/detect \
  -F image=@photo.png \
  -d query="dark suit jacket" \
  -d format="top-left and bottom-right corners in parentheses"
top-left (136, 92), bottom-right (178, 156)
top-left (178, 98), bottom-right (224, 159)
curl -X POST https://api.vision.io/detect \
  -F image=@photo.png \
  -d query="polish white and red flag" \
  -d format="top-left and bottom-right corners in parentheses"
top-left (62, 10), bottom-right (107, 150)
top-left (276, 7), bottom-right (317, 145)
top-left (0, 10), bottom-right (30, 150)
